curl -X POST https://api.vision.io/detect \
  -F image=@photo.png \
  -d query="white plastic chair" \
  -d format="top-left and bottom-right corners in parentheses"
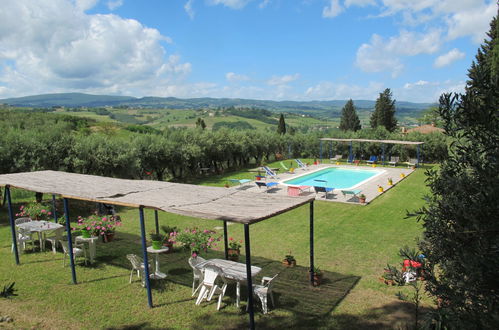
top-left (195, 265), bottom-right (228, 310)
top-left (11, 227), bottom-right (35, 254)
top-left (188, 256), bottom-right (206, 296)
top-left (15, 217), bottom-right (32, 225)
top-left (126, 254), bottom-right (150, 287)
top-left (248, 273), bottom-right (278, 314)
top-left (45, 227), bottom-right (64, 254)
top-left (61, 241), bottom-right (87, 267)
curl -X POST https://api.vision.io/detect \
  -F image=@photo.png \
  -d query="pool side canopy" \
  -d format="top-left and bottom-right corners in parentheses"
top-left (0, 170), bottom-right (314, 224)
top-left (319, 138), bottom-right (424, 145)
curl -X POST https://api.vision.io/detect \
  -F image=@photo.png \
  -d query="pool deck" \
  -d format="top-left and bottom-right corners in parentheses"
top-left (239, 163), bottom-right (415, 205)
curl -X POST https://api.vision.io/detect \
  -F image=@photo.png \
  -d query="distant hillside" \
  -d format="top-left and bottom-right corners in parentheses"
top-left (0, 93), bottom-right (432, 110)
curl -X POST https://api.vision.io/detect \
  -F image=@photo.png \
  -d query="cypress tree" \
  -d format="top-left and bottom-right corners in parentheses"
top-left (413, 12), bottom-right (499, 328)
top-left (277, 113), bottom-right (286, 135)
top-left (339, 99), bottom-right (361, 131)
top-left (195, 118), bottom-right (206, 130)
top-left (370, 88), bottom-right (397, 132)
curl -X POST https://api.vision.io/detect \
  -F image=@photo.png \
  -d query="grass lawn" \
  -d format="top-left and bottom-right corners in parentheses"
top-left (0, 164), bottom-right (432, 329)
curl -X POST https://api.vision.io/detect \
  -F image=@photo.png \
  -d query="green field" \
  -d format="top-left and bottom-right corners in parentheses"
top-left (0, 164), bottom-right (431, 329)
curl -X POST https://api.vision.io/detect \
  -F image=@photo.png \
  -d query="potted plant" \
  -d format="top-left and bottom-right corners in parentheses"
top-left (311, 266), bottom-right (323, 286)
top-left (358, 194), bottom-right (366, 203)
top-left (400, 173), bottom-right (406, 178)
top-left (282, 252), bottom-right (296, 267)
top-left (227, 237), bottom-right (242, 261)
top-left (149, 232), bottom-right (164, 250)
top-left (16, 202), bottom-right (52, 220)
top-left (75, 213), bottom-right (122, 242)
top-left (387, 178), bottom-right (393, 185)
top-left (161, 225), bottom-right (178, 252)
top-left (377, 185), bottom-right (384, 193)
top-left (172, 227), bottom-right (221, 257)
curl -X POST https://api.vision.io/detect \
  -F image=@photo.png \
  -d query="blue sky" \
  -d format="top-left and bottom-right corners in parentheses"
top-left (0, 0), bottom-right (496, 102)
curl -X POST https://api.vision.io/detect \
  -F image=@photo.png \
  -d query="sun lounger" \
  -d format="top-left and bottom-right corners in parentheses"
top-left (280, 162), bottom-right (295, 174)
top-left (388, 156), bottom-right (399, 167)
top-left (295, 159), bottom-right (309, 170)
top-left (366, 155), bottom-right (377, 164)
top-left (262, 166), bottom-right (279, 179)
top-left (313, 186), bottom-right (334, 199)
top-left (255, 181), bottom-right (279, 192)
top-left (287, 185), bottom-right (311, 196)
top-left (341, 189), bottom-right (362, 200)
top-left (229, 179), bottom-right (251, 186)
top-left (330, 155), bottom-right (342, 163)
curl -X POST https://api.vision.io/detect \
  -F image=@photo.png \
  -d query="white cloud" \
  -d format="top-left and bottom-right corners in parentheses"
top-left (403, 80), bottom-right (429, 89)
top-left (344, 0), bottom-right (376, 7)
top-left (0, 0), bottom-right (190, 98)
top-left (75, 0), bottom-right (99, 11)
top-left (107, 0), bottom-right (123, 11)
top-left (356, 30), bottom-right (441, 77)
top-left (259, 0), bottom-right (270, 9)
top-left (322, 0), bottom-right (343, 18)
top-left (434, 48), bottom-right (465, 68)
top-left (267, 74), bottom-right (300, 86)
top-left (184, 0), bottom-right (195, 19)
top-left (396, 79), bottom-right (465, 102)
top-left (446, 2), bottom-right (496, 43)
top-left (305, 81), bottom-right (384, 100)
top-left (226, 72), bottom-right (250, 82)
top-left (207, 0), bottom-right (252, 10)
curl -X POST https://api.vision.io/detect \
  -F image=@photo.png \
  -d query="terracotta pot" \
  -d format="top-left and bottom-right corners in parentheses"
top-left (163, 241), bottom-right (174, 253)
top-left (102, 233), bottom-right (114, 243)
top-left (359, 197), bottom-right (366, 203)
top-left (282, 259), bottom-right (296, 267)
top-left (227, 248), bottom-right (240, 261)
top-left (311, 273), bottom-right (322, 286)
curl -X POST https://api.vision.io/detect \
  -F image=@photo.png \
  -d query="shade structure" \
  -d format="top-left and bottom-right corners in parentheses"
top-left (0, 170), bottom-right (315, 224)
top-left (319, 138), bottom-right (424, 145)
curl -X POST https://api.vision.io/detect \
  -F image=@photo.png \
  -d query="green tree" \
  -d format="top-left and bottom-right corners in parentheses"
top-left (413, 13), bottom-right (498, 328)
top-left (195, 117), bottom-right (206, 130)
top-left (277, 113), bottom-right (286, 135)
top-left (418, 106), bottom-right (443, 127)
top-left (339, 99), bottom-right (361, 131)
top-left (370, 88), bottom-right (397, 132)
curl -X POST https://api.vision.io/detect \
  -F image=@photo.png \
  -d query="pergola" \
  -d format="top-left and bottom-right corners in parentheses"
top-left (0, 170), bottom-right (316, 329)
top-left (319, 138), bottom-right (424, 166)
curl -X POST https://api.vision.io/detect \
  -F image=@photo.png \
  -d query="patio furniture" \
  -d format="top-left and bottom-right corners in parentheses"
top-left (255, 181), bottom-right (279, 192)
top-left (126, 254), bottom-right (150, 287)
top-left (45, 227), bottom-right (64, 254)
top-left (295, 159), bottom-right (309, 170)
top-left (75, 235), bottom-right (99, 262)
top-left (340, 189), bottom-right (362, 201)
top-left (195, 258), bottom-right (262, 308)
top-left (228, 179), bottom-right (252, 187)
top-left (62, 241), bottom-right (87, 267)
top-left (195, 265), bottom-right (228, 310)
top-left (17, 220), bottom-right (64, 252)
top-left (188, 256), bottom-right (206, 296)
top-left (247, 274), bottom-right (279, 314)
top-left (406, 158), bottom-right (418, 168)
top-left (366, 155), bottom-right (377, 164)
top-left (147, 246), bottom-right (169, 279)
top-left (330, 154), bottom-right (342, 163)
top-left (11, 227), bottom-right (35, 254)
top-left (388, 156), bottom-right (399, 167)
top-left (15, 217), bottom-right (32, 225)
top-left (313, 180), bottom-right (334, 199)
top-left (287, 185), bottom-right (311, 197)
top-left (262, 166), bottom-right (279, 179)
top-left (279, 162), bottom-right (295, 174)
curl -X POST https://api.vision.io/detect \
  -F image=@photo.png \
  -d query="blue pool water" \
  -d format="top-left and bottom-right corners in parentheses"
top-left (284, 167), bottom-right (383, 189)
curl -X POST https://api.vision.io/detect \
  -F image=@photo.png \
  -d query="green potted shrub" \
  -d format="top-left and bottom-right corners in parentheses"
top-left (227, 237), bottom-right (242, 261)
top-left (358, 194), bottom-right (366, 203)
top-left (311, 266), bottom-right (323, 286)
top-left (149, 232), bottom-right (164, 250)
top-left (282, 252), bottom-right (296, 267)
top-left (161, 225), bottom-right (178, 252)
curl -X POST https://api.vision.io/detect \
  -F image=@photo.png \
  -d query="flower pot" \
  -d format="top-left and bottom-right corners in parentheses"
top-left (81, 229), bottom-right (91, 239)
top-left (312, 273), bottom-right (322, 286)
top-left (152, 240), bottom-right (162, 250)
top-left (163, 241), bottom-right (174, 253)
top-left (228, 248), bottom-right (240, 261)
top-left (378, 186), bottom-right (384, 192)
top-left (388, 180), bottom-right (393, 186)
top-left (358, 197), bottom-right (366, 203)
top-left (400, 173), bottom-right (405, 178)
top-left (282, 259), bottom-right (296, 267)
top-left (102, 233), bottom-right (114, 243)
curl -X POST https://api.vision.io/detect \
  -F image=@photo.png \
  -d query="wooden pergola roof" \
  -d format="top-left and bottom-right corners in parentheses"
top-left (320, 138), bottom-right (424, 145)
top-left (0, 170), bottom-right (314, 224)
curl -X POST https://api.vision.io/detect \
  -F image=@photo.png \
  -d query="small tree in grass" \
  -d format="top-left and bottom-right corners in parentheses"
top-left (339, 99), bottom-right (361, 132)
top-left (410, 12), bottom-right (499, 329)
top-left (277, 113), bottom-right (286, 135)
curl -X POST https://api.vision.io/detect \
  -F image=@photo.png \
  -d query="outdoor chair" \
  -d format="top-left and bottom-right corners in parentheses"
top-left (279, 161), bottom-right (295, 174)
top-left (407, 158), bottom-right (418, 168)
top-left (44, 227), bottom-right (64, 254)
top-left (313, 180), bottom-right (333, 199)
top-left (195, 265), bottom-right (228, 311)
top-left (255, 181), bottom-right (279, 192)
top-left (330, 154), bottom-right (342, 163)
top-left (295, 159), bottom-right (308, 170)
top-left (262, 166), bottom-right (279, 179)
top-left (347, 154), bottom-right (355, 163)
top-left (366, 155), bottom-right (377, 164)
top-left (228, 179), bottom-right (251, 187)
top-left (388, 156), bottom-right (399, 167)
top-left (188, 256), bottom-right (206, 296)
top-left (247, 273), bottom-right (278, 314)
top-left (340, 189), bottom-right (362, 201)
top-left (11, 227), bottom-right (35, 254)
top-left (15, 217), bottom-right (32, 225)
top-left (62, 241), bottom-right (87, 267)
top-left (126, 254), bottom-right (150, 287)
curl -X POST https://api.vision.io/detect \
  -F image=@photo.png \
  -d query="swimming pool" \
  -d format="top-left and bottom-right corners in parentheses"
top-left (283, 167), bottom-right (384, 189)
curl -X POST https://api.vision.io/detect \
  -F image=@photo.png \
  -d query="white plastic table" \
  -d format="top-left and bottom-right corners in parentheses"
top-left (17, 220), bottom-right (64, 251)
top-left (147, 246), bottom-right (169, 279)
top-left (75, 236), bottom-right (99, 263)
top-left (195, 258), bottom-right (262, 307)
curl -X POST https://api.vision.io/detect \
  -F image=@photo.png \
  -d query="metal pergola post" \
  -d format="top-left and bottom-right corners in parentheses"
top-left (52, 194), bottom-right (58, 223)
top-left (6, 186), bottom-right (20, 265)
top-left (154, 210), bottom-right (159, 234)
top-left (309, 201), bottom-right (314, 285)
top-left (288, 143), bottom-right (292, 159)
top-left (223, 220), bottom-right (229, 260)
top-left (416, 145), bottom-right (420, 167)
top-left (349, 141), bottom-right (353, 162)
top-left (63, 198), bottom-right (77, 284)
top-left (244, 224), bottom-right (255, 330)
top-left (139, 206), bottom-right (153, 308)
top-left (382, 144), bottom-right (386, 165)
top-left (319, 140), bottom-right (323, 163)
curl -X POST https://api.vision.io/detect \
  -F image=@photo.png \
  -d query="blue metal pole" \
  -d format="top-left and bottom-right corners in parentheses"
top-left (309, 201), bottom-right (314, 285)
top-left (288, 143), bottom-right (291, 159)
top-left (223, 221), bottom-right (228, 260)
top-left (319, 140), bottom-right (323, 163)
top-left (349, 141), bottom-right (353, 162)
top-left (52, 194), bottom-right (58, 223)
top-left (416, 145), bottom-right (420, 167)
top-left (244, 224), bottom-right (255, 330)
top-left (382, 144), bottom-right (386, 165)
top-left (154, 210), bottom-right (159, 235)
top-left (63, 198), bottom-right (77, 284)
top-left (139, 206), bottom-right (153, 308)
top-left (329, 142), bottom-right (333, 160)
top-left (6, 186), bottom-right (20, 265)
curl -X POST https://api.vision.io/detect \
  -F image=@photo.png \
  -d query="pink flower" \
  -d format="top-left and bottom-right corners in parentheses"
top-left (41, 209), bottom-right (46, 213)
top-left (102, 217), bottom-right (107, 221)
top-left (192, 252), bottom-right (197, 258)
top-left (48, 212), bottom-right (52, 216)
top-left (229, 237), bottom-right (233, 241)
top-left (20, 205), bottom-right (24, 210)
top-left (96, 226), bottom-right (101, 230)
top-left (100, 231), bottom-right (105, 235)
top-left (86, 226), bottom-right (91, 230)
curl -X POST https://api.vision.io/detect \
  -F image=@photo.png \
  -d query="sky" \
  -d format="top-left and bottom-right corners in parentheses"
top-left (0, 0), bottom-right (496, 103)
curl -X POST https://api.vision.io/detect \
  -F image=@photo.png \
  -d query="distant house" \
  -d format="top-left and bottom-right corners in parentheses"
top-left (403, 123), bottom-right (444, 134)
